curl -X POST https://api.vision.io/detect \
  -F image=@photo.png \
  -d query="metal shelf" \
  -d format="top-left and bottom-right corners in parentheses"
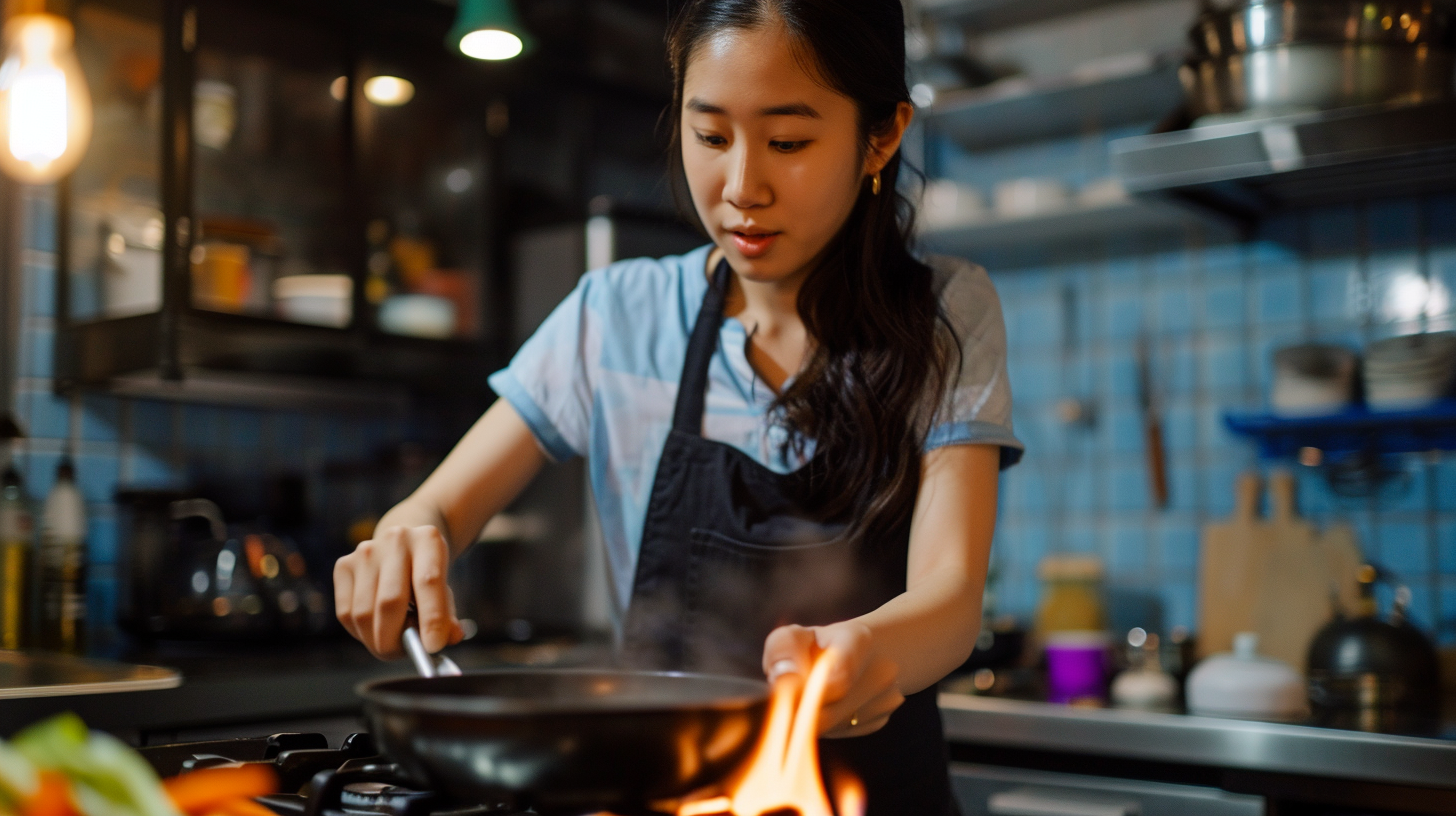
top-left (919, 196), bottom-right (1235, 257)
top-left (925, 57), bottom-right (1183, 151)
top-left (57, 310), bottom-right (499, 404)
top-left (1224, 401), bottom-right (1456, 459)
top-left (1111, 101), bottom-right (1456, 223)
top-left (917, 0), bottom-right (1137, 32)
top-left (101, 368), bottom-right (411, 413)
top-left (56, 0), bottom-right (510, 409)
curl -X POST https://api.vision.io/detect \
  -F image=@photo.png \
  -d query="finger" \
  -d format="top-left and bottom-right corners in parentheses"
top-left (762, 625), bottom-right (817, 680)
top-left (445, 585), bottom-right (466, 645)
top-left (333, 554), bottom-right (359, 642)
top-left (812, 624), bottom-right (873, 703)
top-left (410, 526), bottom-right (458, 653)
top-left (819, 657), bottom-right (900, 732)
top-left (349, 540), bottom-right (382, 656)
top-left (841, 683), bottom-right (904, 725)
top-left (373, 537), bottom-right (412, 659)
top-left (823, 712), bottom-right (893, 739)
top-left (821, 681), bottom-right (903, 738)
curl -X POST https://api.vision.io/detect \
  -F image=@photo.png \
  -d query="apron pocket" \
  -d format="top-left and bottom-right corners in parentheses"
top-left (683, 527), bottom-right (862, 677)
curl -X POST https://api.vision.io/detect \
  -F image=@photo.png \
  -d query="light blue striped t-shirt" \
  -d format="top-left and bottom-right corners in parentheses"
top-left (487, 243), bottom-right (1022, 611)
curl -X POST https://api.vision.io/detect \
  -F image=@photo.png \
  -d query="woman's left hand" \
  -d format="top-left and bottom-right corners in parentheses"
top-left (762, 622), bottom-right (904, 738)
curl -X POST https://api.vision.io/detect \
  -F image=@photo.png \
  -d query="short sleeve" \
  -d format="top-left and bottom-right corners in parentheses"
top-left (487, 273), bottom-right (600, 462)
top-left (925, 256), bottom-right (1024, 469)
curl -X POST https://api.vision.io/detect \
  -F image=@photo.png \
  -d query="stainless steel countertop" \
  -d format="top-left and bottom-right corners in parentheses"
top-left (0, 651), bottom-right (180, 698)
top-left (939, 693), bottom-right (1456, 790)
top-left (0, 638), bottom-right (612, 739)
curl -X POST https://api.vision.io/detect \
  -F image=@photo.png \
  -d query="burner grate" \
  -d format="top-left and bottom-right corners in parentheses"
top-left (137, 733), bottom-right (523, 816)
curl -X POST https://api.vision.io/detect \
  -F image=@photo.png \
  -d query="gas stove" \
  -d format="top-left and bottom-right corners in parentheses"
top-left (138, 732), bottom-right (518, 816)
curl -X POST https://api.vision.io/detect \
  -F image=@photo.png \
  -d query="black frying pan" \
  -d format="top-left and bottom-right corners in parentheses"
top-left (358, 667), bottom-right (769, 815)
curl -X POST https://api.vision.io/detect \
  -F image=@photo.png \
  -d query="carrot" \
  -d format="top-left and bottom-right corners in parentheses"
top-left (23, 772), bottom-right (77, 816)
top-left (208, 798), bottom-right (280, 816)
top-left (164, 766), bottom-right (277, 815)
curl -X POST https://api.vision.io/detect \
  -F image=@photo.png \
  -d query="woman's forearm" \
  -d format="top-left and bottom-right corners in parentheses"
top-left (859, 443), bottom-right (999, 694)
top-left (373, 399), bottom-right (549, 559)
top-left (337, 400), bottom-right (549, 658)
top-left (857, 565), bottom-right (985, 694)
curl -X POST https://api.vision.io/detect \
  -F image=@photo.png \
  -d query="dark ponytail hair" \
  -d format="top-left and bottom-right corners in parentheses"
top-left (667, 0), bottom-right (956, 545)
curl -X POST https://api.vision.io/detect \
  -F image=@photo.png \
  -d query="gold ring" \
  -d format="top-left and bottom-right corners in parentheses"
top-left (849, 712), bottom-right (859, 727)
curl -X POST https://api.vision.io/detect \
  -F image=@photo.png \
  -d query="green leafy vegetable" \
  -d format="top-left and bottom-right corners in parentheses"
top-left (0, 740), bottom-right (38, 808)
top-left (9, 714), bottom-right (178, 816)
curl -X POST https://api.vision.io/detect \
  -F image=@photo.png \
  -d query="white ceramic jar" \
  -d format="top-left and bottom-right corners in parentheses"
top-left (1186, 632), bottom-right (1306, 721)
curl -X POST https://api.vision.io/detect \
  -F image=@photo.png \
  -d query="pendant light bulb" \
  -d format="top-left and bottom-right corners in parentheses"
top-left (459, 29), bottom-right (522, 61)
top-left (363, 76), bottom-right (415, 106)
top-left (448, 0), bottom-right (532, 61)
top-left (0, 13), bottom-right (91, 184)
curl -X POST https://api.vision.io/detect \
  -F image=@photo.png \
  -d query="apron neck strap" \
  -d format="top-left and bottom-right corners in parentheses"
top-left (671, 257), bottom-right (733, 435)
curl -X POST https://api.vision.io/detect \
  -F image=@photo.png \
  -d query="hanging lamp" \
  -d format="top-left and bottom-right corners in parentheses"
top-left (0, 0), bottom-right (92, 183)
top-left (447, 0), bottom-right (533, 61)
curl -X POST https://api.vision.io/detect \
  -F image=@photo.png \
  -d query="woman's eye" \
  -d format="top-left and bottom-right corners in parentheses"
top-left (694, 132), bottom-right (727, 147)
top-left (770, 140), bottom-right (810, 153)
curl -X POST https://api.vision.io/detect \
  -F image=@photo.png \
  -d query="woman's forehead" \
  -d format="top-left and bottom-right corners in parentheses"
top-left (682, 25), bottom-right (848, 115)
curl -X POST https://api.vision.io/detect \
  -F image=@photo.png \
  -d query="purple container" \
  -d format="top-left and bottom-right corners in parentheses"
top-left (1045, 631), bottom-right (1109, 704)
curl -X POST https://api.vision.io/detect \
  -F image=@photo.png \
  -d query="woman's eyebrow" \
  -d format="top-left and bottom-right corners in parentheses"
top-left (683, 98), bottom-right (820, 119)
top-left (686, 98), bottom-right (726, 114)
top-left (760, 103), bottom-right (819, 118)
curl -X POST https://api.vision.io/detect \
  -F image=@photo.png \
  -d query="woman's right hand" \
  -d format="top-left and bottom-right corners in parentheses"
top-left (334, 524), bottom-right (465, 659)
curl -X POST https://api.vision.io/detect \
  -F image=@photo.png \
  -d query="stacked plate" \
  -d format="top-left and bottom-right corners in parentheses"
top-left (1365, 332), bottom-right (1456, 410)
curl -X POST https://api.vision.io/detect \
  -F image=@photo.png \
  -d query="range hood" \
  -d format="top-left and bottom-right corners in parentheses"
top-left (1110, 101), bottom-right (1456, 222)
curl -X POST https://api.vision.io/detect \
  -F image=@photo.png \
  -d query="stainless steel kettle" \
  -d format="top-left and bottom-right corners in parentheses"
top-left (1306, 565), bottom-right (1441, 732)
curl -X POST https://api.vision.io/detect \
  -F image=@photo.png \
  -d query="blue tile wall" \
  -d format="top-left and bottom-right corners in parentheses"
top-left (10, 187), bottom-right (464, 652)
top-left (937, 133), bottom-right (1456, 646)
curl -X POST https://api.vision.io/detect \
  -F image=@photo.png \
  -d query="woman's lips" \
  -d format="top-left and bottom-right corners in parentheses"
top-left (730, 231), bottom-right (779, 258)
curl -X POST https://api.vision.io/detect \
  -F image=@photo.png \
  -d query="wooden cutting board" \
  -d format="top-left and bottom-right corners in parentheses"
top-left (1197, 472), bottom-right (1267, 659)
top-left (1252, 471), bottom-right (1332, 669)
top-left (1198, 470), bottom-right (1363, 668)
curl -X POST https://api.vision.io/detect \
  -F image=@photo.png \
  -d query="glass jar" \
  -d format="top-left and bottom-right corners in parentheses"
top-left (1035, 554), bottom-right (1106, 634)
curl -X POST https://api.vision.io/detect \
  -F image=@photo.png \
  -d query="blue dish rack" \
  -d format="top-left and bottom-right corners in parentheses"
top-left (1223, 400), bottom-right (1456, 459)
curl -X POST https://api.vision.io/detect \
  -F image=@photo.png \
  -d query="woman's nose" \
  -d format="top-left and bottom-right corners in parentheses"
top-left (722, 145), bottom-right (771, 209)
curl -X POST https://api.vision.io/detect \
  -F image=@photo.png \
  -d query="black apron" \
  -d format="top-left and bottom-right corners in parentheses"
top-left (622, 259), bottom-right (958, 816)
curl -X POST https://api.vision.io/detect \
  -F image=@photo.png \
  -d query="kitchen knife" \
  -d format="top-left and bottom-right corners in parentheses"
top-left (1137, 334), bottom-right (1168, 509)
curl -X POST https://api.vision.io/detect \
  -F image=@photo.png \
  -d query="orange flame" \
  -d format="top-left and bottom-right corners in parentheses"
top-left (677, 649), bottom-right (859, 816)
top-left (830, 772), bottom-right (865, 816)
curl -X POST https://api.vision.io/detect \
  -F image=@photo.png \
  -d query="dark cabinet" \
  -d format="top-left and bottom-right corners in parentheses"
top-left (57, 0), bottom-right (509, 407)
top-left (63, 0), bottom-right (164, 326)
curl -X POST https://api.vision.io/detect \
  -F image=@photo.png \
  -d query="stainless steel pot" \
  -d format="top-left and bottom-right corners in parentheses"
top-left (1181, 0), bottom-right (1456, 118)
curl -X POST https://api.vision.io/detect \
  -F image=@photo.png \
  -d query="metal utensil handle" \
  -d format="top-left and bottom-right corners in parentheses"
top-left (403, 625), bottom-right (463, 677)
top-left (402, 626), bottom-right (437, 678)
top-left (436, 653), bottom-right (463, 676)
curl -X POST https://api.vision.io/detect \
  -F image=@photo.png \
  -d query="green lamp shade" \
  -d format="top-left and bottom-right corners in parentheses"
top-left (448, 0), bottom-right (533, 60)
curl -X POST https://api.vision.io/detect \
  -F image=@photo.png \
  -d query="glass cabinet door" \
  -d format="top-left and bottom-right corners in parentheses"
top-left (190, 0), bottom-right (351, 327)
top-left (67, 0), bottom-right (164, 322)
top-left (355, 42), bottom-right (492, 342)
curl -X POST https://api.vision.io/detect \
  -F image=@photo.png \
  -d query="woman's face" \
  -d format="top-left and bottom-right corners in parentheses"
top-left (680, 24), bottom-right (870, 284)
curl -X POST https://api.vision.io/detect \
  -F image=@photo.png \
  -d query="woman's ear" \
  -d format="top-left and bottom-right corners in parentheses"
top-left (864, 101), bottom-right (915, 176)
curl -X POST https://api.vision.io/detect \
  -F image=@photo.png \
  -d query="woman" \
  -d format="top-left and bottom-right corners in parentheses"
top-left (334, 0), bottom-right (1021, 812)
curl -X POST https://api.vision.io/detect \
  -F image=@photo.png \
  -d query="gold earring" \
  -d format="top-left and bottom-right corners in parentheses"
top-left (870, 173), bottom-right (881, 196)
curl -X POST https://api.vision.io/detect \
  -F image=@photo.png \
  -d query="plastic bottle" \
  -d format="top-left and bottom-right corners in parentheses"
top-left (1111, 628), bottom-right (1179, 712)
top-left (39, 458), bottom-right (86, 653)
top-left (0, 463), bottom-right (33, 649)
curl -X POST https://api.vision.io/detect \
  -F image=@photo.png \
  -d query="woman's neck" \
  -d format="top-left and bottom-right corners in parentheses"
top-left (707, 246), bottom-right (811, 392)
